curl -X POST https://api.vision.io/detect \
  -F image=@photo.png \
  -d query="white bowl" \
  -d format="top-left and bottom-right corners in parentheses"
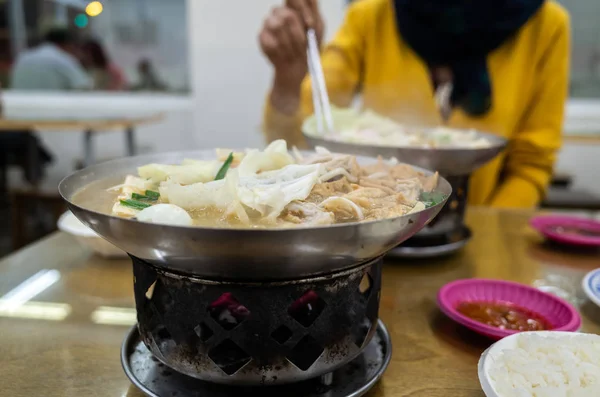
top-left (478, 331), bottom-right (599, 397)
top-left (582, 268), bottom-right (600, 308)
top-left (57, 211), bottom-right (127, 258)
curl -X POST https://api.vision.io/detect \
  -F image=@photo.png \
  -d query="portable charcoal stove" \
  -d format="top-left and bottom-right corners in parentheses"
top-left (59, 149), bottom-right (450, 394)
top-left (130, 255), bottom-right (383, 386)
top-left (122, 256), bottom-right (392, 396)
top-left (305, 129), bottom-right (508, 258)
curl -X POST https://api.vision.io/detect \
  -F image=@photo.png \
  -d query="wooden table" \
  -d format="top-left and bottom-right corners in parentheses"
top-left (0, 208), bottom-right (598, 397)
top-left (0, 112), bottom-right (163, 185)
top-left (563, 133), bottom-right (600, 144)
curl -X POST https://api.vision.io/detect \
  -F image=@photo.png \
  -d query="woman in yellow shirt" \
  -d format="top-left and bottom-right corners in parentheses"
top-left (260, 0), bottom-right (570, 208)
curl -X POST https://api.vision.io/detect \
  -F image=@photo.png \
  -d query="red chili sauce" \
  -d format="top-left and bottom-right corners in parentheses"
top-left (457, 301), bottom-right (551, 331)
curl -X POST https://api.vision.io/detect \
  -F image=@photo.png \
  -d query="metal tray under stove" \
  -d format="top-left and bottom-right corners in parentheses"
top-left (121, 320), bottom-right (392, 397)
top-left (387, 225), bottom-right (472, 259)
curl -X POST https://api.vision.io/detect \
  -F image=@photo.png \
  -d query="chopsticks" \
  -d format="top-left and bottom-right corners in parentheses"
top-left (435, 82), bottom-right (453, 121)
top-left (307, 29), bottom-right (334, 134)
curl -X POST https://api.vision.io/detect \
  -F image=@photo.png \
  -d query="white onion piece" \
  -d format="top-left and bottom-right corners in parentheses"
top-left (319, 167), bottom-right (358, 183)
top-left (107, 175), bottom-right (150, 192)
top-left (237, 139), bottom-right (294, 177)
top-left (364, 172), bottom-right (388, 179)
top-left (407, 201), bottom-right (426, 214)
top-left (136, 204), bottom-right (193, 226)
top-left (292, 146), bottom-right (304, 162)
top-left (319, 196), bottom-right (364, 220)
top-left (315, 146), bottom-right (332, 155)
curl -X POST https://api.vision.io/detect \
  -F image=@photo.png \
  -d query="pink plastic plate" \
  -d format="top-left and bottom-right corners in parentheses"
top-left (530, 215), bottom-right (600, 247)
top-left (437, 279), bottom-right (581, 340)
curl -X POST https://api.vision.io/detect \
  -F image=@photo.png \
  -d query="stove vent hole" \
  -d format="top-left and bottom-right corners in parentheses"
top-left (352, 317), bottom-right (373, 348)
top-left (208, 339), bottom-right (251, 375)
top-left (194, 322), bottom-right (214, 342)
top-left (208, 293), bottom-right (250, 331)
top-left (286, 335), bottom-right (324, 371)
top-left (145, 281), bottom-right (157, 300)
top-left (288, 290), bottom-right (326, 327)
top-left (271, 325), bottom-right (293, 345)
top-left (359, 273), bottom-right (372, 298)
top-left (155, 326), bottom-right (172, 341)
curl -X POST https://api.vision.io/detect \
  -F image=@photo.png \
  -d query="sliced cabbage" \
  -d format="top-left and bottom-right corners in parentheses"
top-left (180, 159), bottom-right (205, 165)
top-left (161, 163), bottom-right (321, 221)
top-left (137, 204), bottom-right (193, 226)
top-left (138, 161), bottom-right (220, 185)
top-left (236, 164), bottom-right (321, 219)
top-left (115, 140), bottom-right (333, 223)
top-left (237, 139), bottom-right (294, 177)
top-left (159, 178), bottom-right (234, 210)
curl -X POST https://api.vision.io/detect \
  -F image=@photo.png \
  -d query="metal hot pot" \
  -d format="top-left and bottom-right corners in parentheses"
top-left (59, 150), bottom-right (451, 386)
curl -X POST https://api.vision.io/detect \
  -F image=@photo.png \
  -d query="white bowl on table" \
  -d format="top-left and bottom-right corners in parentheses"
top-left (582, 268), bottom-right (600, 308)
top-left (57, 211), bottom-right (127, 258)
top-left (478, 331), bottom-right (600, 397)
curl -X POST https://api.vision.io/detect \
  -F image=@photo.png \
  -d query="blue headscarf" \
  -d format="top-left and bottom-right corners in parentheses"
top-left (393, 0), bottom-right (545, 116)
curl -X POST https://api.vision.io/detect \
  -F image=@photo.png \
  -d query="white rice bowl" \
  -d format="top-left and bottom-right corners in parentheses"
top-left (57, 211), bottom-right (127, 258)
top-left (479, 331), bottom-right (600, 397)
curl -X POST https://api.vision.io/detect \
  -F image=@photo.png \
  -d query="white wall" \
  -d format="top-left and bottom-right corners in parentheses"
top-left (5, 0), bottom-right (600, 197)
top-left (188, 0), bottom-right (345, 149)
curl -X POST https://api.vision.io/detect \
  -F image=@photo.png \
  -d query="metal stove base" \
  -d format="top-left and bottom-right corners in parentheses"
top-left (387, 225), bottom-right (472, 259)
top-left (121, 320), bottom-right (392, 397)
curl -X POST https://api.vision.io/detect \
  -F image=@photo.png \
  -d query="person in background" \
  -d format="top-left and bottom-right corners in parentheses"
top-left (81, 39), bottom-right (126, 91)
top-left (131, 58), bottom-right (167, 92)
top-left (260, 0), bottom-right (570, 209)
top-left (0, 28), bottom-right (91, 187)
top-left (10, 27), bottom-right (91, 91)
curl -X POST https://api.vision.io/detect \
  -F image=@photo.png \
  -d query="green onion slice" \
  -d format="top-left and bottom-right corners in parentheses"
top-left (145, 190), bottom-right (160, 199)
top-left (120, 199), bottom-right (152, 210)
top-left (214, 152), bottom-right (234, 181)
top-left (419, 192), bottom-right (447, 208)
top-left (130, 190), bottom-right (160, 201)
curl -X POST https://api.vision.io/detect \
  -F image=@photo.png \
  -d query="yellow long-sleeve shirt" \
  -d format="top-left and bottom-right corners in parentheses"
top-left (263, 0), bottom-right (570, 208)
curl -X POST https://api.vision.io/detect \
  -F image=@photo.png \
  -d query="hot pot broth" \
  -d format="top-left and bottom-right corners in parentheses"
top-left (72, 140), bottom-right (443, 228)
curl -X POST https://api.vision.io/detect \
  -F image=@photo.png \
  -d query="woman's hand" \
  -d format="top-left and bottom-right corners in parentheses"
top-left (259, 0), bottom-right (324, 114)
